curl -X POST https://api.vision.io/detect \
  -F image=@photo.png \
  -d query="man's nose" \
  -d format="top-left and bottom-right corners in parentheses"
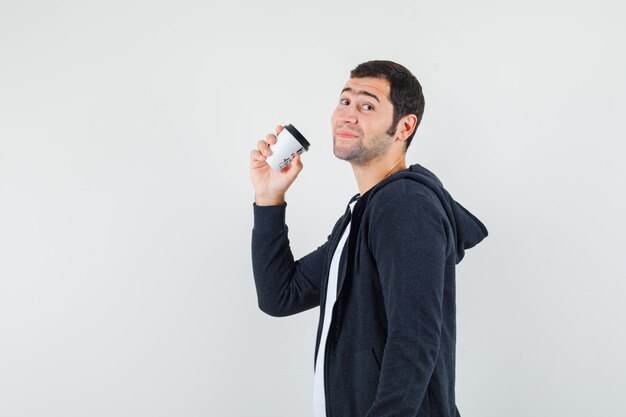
top-left (337, 105), bottom-right (358, 124)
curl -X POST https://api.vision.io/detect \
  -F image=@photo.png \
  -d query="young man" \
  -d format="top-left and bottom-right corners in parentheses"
top-left (249, 60), bottom-right (488, 417)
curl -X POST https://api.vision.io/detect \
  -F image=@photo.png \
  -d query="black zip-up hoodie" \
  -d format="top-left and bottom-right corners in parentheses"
top-left (252, 164), bottom-right (488, 417)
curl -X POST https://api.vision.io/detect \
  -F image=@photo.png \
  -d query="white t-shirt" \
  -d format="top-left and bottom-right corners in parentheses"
top-left (313, 201), bottom-right (355, 417)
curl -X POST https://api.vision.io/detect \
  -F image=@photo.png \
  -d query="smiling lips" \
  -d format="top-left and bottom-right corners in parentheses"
top-left (335, 128), bottom-right (360, 139)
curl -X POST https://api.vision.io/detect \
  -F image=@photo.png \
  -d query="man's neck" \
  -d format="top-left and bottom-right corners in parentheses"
top-left (351, 156), bottom-right (407, 195)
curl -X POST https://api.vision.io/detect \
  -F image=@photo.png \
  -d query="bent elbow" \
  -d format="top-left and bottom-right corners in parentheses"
top-left (257, 300), bottom-right (291, 318)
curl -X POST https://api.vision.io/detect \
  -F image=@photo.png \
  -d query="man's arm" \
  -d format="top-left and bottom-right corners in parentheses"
top-left (250, 125), bottom-right (325, 316)
top-left (365, 193), bottom-right (449, 417)
top-left (252, 203), bottom-right (330, 316)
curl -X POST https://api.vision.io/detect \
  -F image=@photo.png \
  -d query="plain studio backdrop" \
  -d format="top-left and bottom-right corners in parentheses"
top-left (1, 1), bottom-right (624, 416)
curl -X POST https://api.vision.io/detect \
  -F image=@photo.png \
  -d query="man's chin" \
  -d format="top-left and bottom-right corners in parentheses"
top-left (334, 140), bottom-right (356, 159)
top-left (333, 148), bottom-right (358, 162)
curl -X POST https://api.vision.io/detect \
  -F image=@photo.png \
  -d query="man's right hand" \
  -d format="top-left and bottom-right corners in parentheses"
top-left (250, 125), bottom-right (304, 206)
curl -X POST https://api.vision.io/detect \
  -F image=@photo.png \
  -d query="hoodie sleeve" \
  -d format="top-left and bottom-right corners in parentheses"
top-left (251, 203), bottom-right (329, 317)
top-left (365, 189), bottom-right (450, 417)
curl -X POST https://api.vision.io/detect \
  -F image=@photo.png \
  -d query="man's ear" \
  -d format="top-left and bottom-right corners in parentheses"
top-left (396, 114), bottom-right (418, 143)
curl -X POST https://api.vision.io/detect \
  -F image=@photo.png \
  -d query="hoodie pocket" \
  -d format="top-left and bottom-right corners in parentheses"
top-left (371, 347), bottom-right (382, 370)
top-left (350, 348), bottom-right (381, 411)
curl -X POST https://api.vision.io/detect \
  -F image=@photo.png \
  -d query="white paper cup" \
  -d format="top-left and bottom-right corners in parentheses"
top-left (265, 124), bottom-right (310, 172)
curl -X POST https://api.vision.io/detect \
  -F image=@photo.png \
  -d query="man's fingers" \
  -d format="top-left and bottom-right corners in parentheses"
top-left (251, 127), bottom-right (288, 169)
top-left (257, 139), bottom-right (271, 157)
top-left (257, 129), bottom-right (281, 157)
top-left (250, 149), bottom-right (265, 162)
top-left (266, 133), bottom-right (277, 146)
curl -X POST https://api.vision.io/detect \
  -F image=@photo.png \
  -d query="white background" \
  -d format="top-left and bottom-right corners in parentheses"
top-left (1, 1), bottom-right (625, 416)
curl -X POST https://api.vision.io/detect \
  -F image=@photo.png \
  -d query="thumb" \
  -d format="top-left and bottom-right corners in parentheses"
top-left (286, 153), bottom-right (304, 180)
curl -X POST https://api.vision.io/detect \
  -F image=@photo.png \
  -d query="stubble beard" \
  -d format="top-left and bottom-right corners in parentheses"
top-left (333, 131), bottom-right (395, 166)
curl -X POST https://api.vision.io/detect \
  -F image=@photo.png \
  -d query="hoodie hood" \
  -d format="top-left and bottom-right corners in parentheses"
top-left (361, 164), bottom-right (488, 264)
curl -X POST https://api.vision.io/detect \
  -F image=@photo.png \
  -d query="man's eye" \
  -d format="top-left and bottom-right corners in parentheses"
top-left (362, 104), bottom-right (374, 111)
top-left (340, 98), bottom-right (350, 105)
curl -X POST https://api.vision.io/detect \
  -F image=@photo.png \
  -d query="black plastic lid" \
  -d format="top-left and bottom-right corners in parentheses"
top-left (284, 124), bottom-right (310, 151)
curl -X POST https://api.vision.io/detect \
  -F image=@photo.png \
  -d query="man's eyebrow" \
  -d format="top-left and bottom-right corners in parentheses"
top-left (341, 87), bottom-right (380, 103)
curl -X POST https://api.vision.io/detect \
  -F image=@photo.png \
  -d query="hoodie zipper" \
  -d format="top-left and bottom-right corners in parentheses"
top-left (320, 215), bottom-right (352, 417)
top-left (316, 197), bottom-right (359, 417)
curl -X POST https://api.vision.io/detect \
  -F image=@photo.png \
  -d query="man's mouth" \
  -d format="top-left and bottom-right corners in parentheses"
top-left (335, 129), bottom-right (360, 139)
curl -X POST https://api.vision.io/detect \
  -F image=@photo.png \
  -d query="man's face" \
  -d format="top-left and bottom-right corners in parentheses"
top-left (331, 77), bottom-right (397, 165)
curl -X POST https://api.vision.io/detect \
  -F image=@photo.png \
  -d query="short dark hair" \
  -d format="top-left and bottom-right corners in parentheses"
top-left (350, 60), bottom-right (425, 150)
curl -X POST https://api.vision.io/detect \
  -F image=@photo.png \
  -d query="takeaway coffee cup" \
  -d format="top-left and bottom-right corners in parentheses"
top-left (265, 124), bottom-right (310, 172)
